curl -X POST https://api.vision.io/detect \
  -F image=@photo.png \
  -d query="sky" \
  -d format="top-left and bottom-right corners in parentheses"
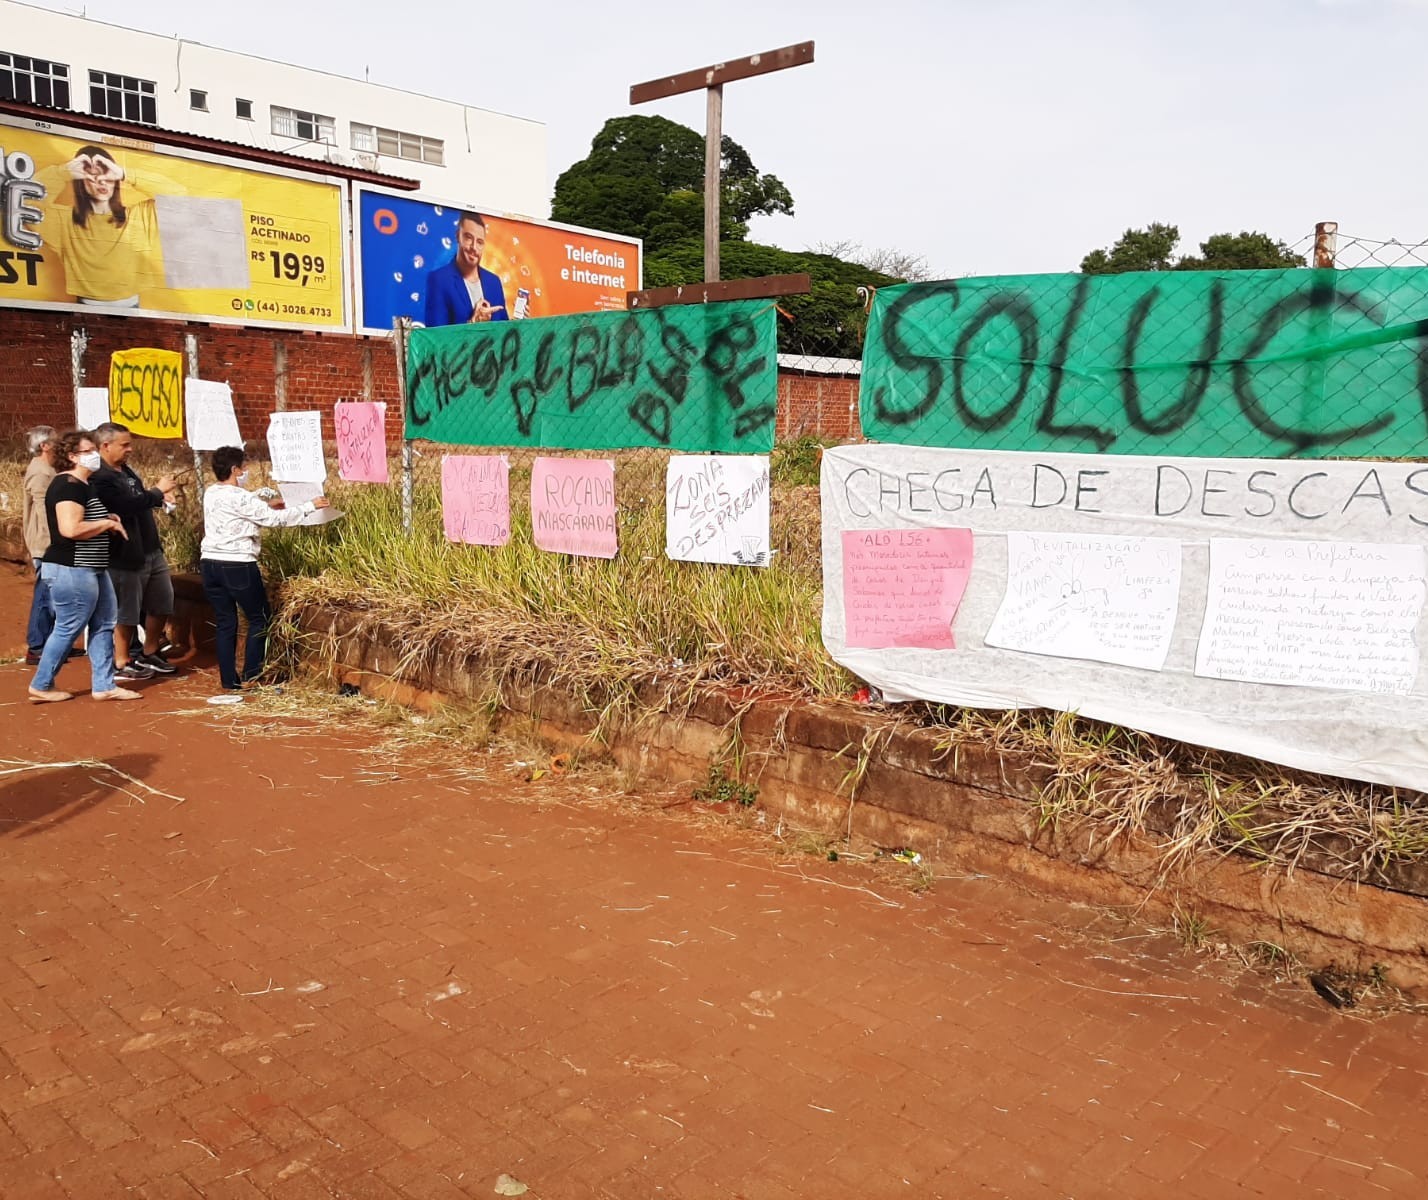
top-left (25, 0), bottom-right (1428, 277)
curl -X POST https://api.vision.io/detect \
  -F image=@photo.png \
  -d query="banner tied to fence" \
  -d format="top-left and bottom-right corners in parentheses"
top-left (820, 444), bottom-right (1428, 791)
top-left (404, 300), bottom-right (777, 452)
top-left (862, 267), bottom-right (1428, 459)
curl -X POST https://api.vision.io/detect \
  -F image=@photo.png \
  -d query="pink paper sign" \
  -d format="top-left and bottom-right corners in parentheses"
top-left (842, 528), bottom-right (974, 649)
top-left (441, 455), bottom-right (510, 546)
top-left (531, 457), bottom-right (617, 559)
top-left (334, 401), bottom-right (389, 483)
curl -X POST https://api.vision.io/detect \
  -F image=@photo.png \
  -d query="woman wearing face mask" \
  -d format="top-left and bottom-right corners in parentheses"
top-left (200, 447), bottom-right (329, 693)
top-left (29, 430), bottom-right (140, 703)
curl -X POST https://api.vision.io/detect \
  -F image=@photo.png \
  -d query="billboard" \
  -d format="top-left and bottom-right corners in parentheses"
top-left (356, 187), bottom-right (641, 334)
top-left (0, 115), bottom-right (347, 330)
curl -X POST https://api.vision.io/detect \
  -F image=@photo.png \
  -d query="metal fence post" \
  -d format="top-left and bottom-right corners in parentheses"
top-left (393, 318), bottom-right (414, 533)
top-left (1314, 221), bottom-right (1338, 269)
top-left (183, 332), bottom-right (205, 486)
top-left (70, 328), bottom-right (88, 422)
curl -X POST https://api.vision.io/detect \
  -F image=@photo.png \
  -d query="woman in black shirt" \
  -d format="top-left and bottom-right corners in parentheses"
top-left (29, 430), bottom-right (142, 703)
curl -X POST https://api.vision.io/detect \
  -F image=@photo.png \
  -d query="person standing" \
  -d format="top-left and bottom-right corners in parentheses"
top-left (22, 425), bottom-right (57, 665)
top-left (200, 446), bottom-right (329, 691)
top-left (91, 421), bottom-right (178, 681)
top-left (29, 430), bottom-right (140, 704)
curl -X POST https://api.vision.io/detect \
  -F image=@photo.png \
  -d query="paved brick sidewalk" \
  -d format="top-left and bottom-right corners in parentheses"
top-left (2, 572), bottom-right (1426, 1198)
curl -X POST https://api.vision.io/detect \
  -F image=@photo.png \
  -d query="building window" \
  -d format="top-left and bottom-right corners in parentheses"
top-left (235, 97), bottom-right (253, 119)
top-left (351, 122), bottom-right (444, 166)
top-left (189, 88), bottom-right (207, 111)
top-left (0, 53), bottom-right (71, 108)
top-left (270, 105), bottom-right (335, 145)
top-left (89, 70), bottom-right (156, 125)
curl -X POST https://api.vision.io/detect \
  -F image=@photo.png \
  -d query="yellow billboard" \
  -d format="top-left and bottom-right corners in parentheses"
top-left (0, 117), bottom-right (346, 329)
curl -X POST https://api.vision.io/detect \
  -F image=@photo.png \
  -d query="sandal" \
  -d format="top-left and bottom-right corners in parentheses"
top-left (27, 688), bottom-right (74, 704)
top-left (93, 688), bottom-right (143, 702)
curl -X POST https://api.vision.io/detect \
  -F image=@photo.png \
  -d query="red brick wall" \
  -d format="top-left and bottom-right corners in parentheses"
top-left (0, 309), bottom-right (862, 448)
top-left (775, 372), bottom-right (862, 442)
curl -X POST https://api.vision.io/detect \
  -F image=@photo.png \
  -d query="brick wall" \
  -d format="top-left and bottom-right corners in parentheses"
top-left (0, 309), bottom-right (862, 448)
top-left (775, 371), bottom-right (862, 442)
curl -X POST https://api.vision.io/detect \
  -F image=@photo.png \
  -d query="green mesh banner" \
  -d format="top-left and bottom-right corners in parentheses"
top-left (862, 268), bottom-right (1428, 458)
top-left (405, 300), bottom-right (776, 451)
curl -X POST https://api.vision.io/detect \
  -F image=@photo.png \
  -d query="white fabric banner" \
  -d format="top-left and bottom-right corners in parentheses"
top-left (266, 411), bottom-right (326, 483)
top-left (665, 455), bottom-right (771, 566)
top-left (184, 379), bottom-right (242, 452)
top-left (821, 445), bottom-right (1428, 790)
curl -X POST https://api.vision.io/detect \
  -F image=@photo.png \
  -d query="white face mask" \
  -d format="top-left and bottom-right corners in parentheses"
top-left (234, 470), bottom-right (249, 485)
top-left (77, 451), bottom-right (102, 472)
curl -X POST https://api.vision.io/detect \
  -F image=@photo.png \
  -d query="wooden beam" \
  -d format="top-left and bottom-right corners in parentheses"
top-left (704, 84), bottom-right (723, 282)
top-left (629, 41), bottom-right (815, 105)
top-left (626, 274), bottom-right (811, 310)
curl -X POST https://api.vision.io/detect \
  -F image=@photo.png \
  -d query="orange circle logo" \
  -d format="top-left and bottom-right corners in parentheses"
top-left (373, 209), bottom-right (398, 235)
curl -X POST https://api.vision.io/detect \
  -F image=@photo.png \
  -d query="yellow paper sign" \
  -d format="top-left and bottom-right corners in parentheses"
top-left (108, 348), bottom-right (184, 440)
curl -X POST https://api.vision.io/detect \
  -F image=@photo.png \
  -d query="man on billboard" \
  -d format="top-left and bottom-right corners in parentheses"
top-left (423, 211), bottom-right (509, 326)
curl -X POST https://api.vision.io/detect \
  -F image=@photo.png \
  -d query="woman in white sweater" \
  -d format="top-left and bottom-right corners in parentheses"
top-left (200, 446), bottom-right (329, 691)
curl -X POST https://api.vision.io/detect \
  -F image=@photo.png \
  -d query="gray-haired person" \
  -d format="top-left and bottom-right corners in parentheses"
top-left (22, 425), bottom-right (58, 664)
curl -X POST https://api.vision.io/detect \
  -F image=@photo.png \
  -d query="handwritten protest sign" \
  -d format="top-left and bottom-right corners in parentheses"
top-left (75, 387), bottom-right (109, 430)
top-left (275, 480), bottom-right (344, 526)
top-left (442, 455), bottom-right (510, 546)
top-left (1197, 539), bottom-right (1426, 695)
top-left (406, 300), bottom-right (777, 452)
top-left (841, 528), bottom-right (974, 650)
top-left (665, 455), bottom-right (771, 566)
top-left (821, 443), bottom-right (1428, 790)
top-left (986, 533), bottom-right (1182, 671)
top-left (531, 457), bottom-right (617, 558)
top-left (184, 379), bottom-right (242, 452)
top-left (863, 268), bottom-right (1428, 459)
top-left (335, 401), bottom-right (389, 483)
top-left (109, 348), bottom-right (184, 440)
top-left (266, 411), bottom-right (326, 483)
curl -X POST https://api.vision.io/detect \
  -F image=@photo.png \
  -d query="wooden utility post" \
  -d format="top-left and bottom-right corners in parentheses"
top-left (630, 40), bottom-right (814, 283)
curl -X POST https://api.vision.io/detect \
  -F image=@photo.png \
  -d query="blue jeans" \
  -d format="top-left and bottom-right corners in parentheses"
top-left (32, 564), bottom-right (116, 694)
top-left (200, 559), bottom-right (272, 690)
top-left (26, 557), bottom-right (55, 654)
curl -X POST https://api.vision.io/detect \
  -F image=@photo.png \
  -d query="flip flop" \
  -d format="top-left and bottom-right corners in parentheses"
top-left (93, 688), bottom-right (143, 702)
top-left (27, 688), bottom-right (74, 704)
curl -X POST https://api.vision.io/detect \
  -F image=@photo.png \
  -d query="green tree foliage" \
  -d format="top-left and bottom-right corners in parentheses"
top-left (552, 115), bottom-right (908, 357)
top-left (647, 239), bottom-right (897, 358)
top-left (1082, 224), bottom-right (1304, 274)
top-left (551, 116), bottom-right (793, 251)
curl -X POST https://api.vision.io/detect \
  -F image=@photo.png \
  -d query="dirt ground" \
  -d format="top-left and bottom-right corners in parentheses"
top-left (2, 559), bottom-right (1427, 1199)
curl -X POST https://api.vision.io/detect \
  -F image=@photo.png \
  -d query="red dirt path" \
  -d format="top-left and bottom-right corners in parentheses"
top-left (1, 561), bottom-right (1426, 1199)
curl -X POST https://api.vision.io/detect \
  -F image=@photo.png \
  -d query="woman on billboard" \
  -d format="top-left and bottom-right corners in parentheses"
top-left (36, 146), bottom-right (167, 307)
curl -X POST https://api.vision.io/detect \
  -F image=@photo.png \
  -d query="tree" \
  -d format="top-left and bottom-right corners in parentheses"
top-left (1081, 224), bottom-right (1304, 274)
top-left (551, 116), bottom-right (793, 252)
top-left (1080, 223), bottom-right (1181, 274)
top-left (812, 241), bottom-right (934, 282)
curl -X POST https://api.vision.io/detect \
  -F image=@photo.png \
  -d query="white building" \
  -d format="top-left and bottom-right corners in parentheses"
top-left (0, 0), bottom-right (548, 217)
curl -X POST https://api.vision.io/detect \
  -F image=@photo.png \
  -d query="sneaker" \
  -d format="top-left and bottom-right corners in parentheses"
top-left (158, 640), bottom-right (183, 657)
top-left (137, 652), bottom-right (177, 676)
top-left (67, 646), bottom-right (87, 660)
top-left (25, 650), bottom-right (42, 666)
top-left (114, 662), bottom-right (155, 681)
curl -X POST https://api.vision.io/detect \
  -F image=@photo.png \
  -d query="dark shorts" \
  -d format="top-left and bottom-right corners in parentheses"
top-left (110, 549), bottom-right (174, 625)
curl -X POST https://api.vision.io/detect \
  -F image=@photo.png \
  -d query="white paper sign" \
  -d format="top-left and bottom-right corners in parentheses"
top-left (76, 386), bottom-right (109, 429)
top-left (184, 379), bottom-right (242, 452)
top-left (266, 411), bottom-right (326, 483)
top-left (1197, 539), bottom-right (1426, 695)
top-left (276, 480), bottom-right (343, 526)
top-left (665, 455), bottom-right (771, 566)
top-left (987, 533), bottom-right (1182, 671)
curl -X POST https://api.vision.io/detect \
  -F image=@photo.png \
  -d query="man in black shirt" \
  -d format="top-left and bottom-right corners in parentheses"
top-left (92, 422), bottom-right (180, 680)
